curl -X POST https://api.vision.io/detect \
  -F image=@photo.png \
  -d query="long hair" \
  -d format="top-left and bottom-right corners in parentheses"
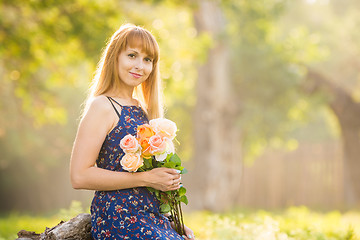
top-left (86, 24), bottom-right (163, 119)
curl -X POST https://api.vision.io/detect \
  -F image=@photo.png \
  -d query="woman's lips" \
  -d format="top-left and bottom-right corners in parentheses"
top-left (130, 72), bottom-right (142, 78)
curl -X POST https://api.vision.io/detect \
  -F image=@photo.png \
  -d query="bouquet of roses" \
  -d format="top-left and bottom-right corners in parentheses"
top-left (119, 118), bottom-right (188, 236)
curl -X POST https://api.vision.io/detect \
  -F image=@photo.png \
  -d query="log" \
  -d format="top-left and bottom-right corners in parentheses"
top-left (17, 213), bottom-right (92, 240)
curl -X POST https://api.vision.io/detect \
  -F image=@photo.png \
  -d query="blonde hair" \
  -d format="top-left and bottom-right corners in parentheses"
top-left (87, 23), bottom-right (163, 119)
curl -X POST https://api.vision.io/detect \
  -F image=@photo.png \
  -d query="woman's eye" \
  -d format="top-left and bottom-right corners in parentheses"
top-left (128, 54), bottom-right (136, 58)
top-left (145, 58), bottom-right (153, 62)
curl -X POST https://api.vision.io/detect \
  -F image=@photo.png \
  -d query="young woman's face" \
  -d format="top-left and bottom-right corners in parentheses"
top-left (117, 46), bottom-right (153, 88)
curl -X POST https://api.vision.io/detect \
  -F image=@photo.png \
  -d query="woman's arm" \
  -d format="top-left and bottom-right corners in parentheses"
top-left (70, 96), bottom-right (181, 191)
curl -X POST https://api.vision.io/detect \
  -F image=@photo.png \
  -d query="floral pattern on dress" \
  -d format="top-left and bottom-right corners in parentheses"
top-left (91, 105), bottom-right (183, 239)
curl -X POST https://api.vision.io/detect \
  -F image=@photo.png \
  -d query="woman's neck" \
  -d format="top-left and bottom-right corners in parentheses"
top-left (106, 89), bottom-right (140, 106)
top-left (109, 87), bottom-right (134, 100)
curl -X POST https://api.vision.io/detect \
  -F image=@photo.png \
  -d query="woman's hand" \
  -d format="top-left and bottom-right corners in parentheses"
top-left (143, 167), bottom-right (181, 191)
top-left (169, 223), bottom-right (194, 239)
top-left (182, 225), bottom-right (195, 239)
top-left (169, 221), bottom-right (195, 239)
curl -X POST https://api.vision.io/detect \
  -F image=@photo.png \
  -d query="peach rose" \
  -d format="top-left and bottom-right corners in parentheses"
top-left (120, 153), bottom-right (143, 172)
top-left (120, 134), bottom-right (140, 153)
top-left (137, 124), bottom-right (155, 141)
top-left (154, 139), bottom-right (175, 162)
top-left (149, 135), bottom-right (167, 155)
top-left (149, 118), bottom-right (177, 140)
top-left (139, 138), bottom-right (152, 159)
top-left (136, 124), bottom-right (155, 159)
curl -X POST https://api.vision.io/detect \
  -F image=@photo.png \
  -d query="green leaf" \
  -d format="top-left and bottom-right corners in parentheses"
top-left (178, 187), bottom-right (186, 196)
top-left (160, 203), bottom-right (171, 213)
top-left (146, 187), bottom-right (156, 193)
top-left (180, 195), bottom-right (188, 205)
top-left (181, 168), bottom-right (188, 174)
top-left (175, 166), bottom-right (184, 171)
top-left (169, 153), bottom-right (181, 166)
top-left (143, 158), bottom-right (153, 169)
top-left (155, 191), bottom-right (160, 198)
top-left (164, 162), bottom-right (176, 169)
top-left (152, 157), bottom-right (159, 168)
top-left (165, 153), bottom-right (174, 162)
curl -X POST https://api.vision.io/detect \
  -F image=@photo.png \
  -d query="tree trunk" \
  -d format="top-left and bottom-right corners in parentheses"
top-left (306, 69), bottom-right (360, 207)
top-left (17, 213), bottom-right (91, 240)
top-left (189, 0), bottom-right (242, 211)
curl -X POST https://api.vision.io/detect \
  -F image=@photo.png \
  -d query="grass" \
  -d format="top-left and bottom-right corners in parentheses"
top-left (186, 206), bottom-right (360, 240)
top-left (0, 202), bottom-right (359, 240)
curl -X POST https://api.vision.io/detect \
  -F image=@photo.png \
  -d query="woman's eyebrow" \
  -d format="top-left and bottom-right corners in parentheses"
top-left (128, 48), bottom-right (141, 53)
top-left (128, 48), bottom-right (151, 56)
top-left (128, 49), bottom-right (153, 59)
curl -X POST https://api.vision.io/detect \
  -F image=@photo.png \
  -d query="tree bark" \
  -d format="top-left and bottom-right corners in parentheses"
top-left (306, 69), bottom-right (360, 207)
top-left (190, 0), bottom-right (243, 211)
top-left (17, 213), bottom-right (91, 240)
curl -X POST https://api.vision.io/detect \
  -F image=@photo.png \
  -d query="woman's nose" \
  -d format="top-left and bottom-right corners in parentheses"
top-left (134, 59), bottom-right (144, 70)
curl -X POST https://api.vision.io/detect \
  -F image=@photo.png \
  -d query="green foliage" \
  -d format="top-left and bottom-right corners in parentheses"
top-left (169, 153), bottom-right (181, 166)
top-left (140, 153), bottom-right (188, 212)
top-left (0, 0), bottom-right (125, 212)
top-left (160, 203), bottom-right (171, 213)
top-left (0, 214), bottom-right (59, 240)
top-left (0, 0), bottom-right (120, 126)
top-left (139, 152), bottom-right (188, 235)
top-left (0, 206), bottom-right (359, 240)
top-left (178, 186), bottom-right (186, 196)
top-left (57, 200), bottom-right (87, 222)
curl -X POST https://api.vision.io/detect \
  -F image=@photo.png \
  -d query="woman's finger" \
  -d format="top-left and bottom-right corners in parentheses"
top-left (182, 234), bottom-right (195, 240)
top-left (163, 168), bottom-right (181, 176)
top-left (184, 226), bottom-right (195, 239)
top-left (168, 183), bottom-right (180, 191)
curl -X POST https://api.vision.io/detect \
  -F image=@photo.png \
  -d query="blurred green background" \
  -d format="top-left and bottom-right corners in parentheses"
top-left (1, 0), bottom-right (360, 239)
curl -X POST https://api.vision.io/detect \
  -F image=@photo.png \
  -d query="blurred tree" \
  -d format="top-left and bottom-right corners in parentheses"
top-left (0, 0), bottom-right (119, 126)
top-left (306, 69), bottom-right (360, 207)
top-left (235, 0), bottom-right (360, 208)
top-left (190, 0), bottom-right (360, 210)
top-left (189, 0), bottom-right (315, 211)
top-left (190, 0), bottom-right (242, 211)
top-left (287, 0), bottom-right (360, 207)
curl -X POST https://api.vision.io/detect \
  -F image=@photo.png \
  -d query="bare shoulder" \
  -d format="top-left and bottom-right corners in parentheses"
top-left (77, 95), bottom-right (119, 136)
top-left (82, 95), bottom-right (117, 123)
top-left (86, 95), bottom-right (113, 115)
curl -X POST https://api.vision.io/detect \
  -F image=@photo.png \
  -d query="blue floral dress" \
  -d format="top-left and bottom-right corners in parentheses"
top-left (90, 97), bottom-right (183, 240)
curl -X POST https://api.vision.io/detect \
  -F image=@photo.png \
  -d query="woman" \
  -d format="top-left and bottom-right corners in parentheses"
top-left (70, 24), bottom-right (195, 239)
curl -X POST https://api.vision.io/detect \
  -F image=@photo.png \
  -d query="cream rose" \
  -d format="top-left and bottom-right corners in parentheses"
top-left (149, 118), bottom-right (177, 140)
top-left (166, 139), bottom-right (175, 154)
top-left (120, 153), bottom-right (143, 172)
top-left (120, 134), bottom-right (140, 153)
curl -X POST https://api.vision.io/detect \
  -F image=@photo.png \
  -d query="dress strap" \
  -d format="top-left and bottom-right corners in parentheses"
top-left (107, 97), bottom-right (121, 118)
top-left (108, 97), bottom-right (123, 107)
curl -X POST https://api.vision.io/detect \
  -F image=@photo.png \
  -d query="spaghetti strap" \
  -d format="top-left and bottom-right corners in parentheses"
top-left (107, 97), bottom-right (121, 118)
top-left (107, 97), bottom-right (123, 107)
